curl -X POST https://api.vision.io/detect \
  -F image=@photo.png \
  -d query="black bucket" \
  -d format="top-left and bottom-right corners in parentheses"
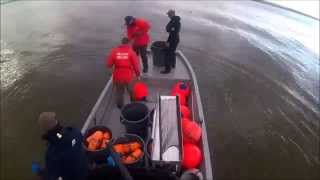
top-left (151, 41), bottom-right (167, 67)
top-left (83, 126), bottom-right (112, 164)
top-left (120, 102), bottom-right (150, 140)
top-left (112, 134), bottom-right (145, 167)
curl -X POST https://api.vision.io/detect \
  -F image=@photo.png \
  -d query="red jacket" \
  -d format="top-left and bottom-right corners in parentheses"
top-left (127, 18), bottom-right (150, 47)
top-left (107, 44), bottom-right (140, 84)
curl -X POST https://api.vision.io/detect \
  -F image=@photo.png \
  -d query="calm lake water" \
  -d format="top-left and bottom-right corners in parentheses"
top-left (1, 1), bottom-right (319, 179)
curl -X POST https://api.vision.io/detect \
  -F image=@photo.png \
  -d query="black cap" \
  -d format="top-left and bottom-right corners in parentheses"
top-left (124, 16), bottom-right (135, 26)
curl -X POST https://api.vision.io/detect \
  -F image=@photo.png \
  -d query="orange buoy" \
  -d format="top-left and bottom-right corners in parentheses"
top-left (182, 118), bottom-right (202, 144)
top-left (182, 143), bottom-right (202, 169)
top-left (180, 105), bottom-right (191, 118)
top-left (172, 82), bottom-right (191, 97)
top-left (132, 81), bottom-right (149, 101)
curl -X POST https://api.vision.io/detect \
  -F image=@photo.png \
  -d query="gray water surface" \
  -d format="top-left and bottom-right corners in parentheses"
top-left (1, 1), bottom-right (319, 180)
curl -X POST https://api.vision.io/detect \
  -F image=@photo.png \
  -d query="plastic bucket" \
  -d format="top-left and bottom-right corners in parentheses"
top-left (120, 102), bottom-right (150, 140)
top-left (83, 126), bottom-right (112, 164)
top-left (151, 41), bottom-right (167, 67)
top-left (112, 134), bottom-right (145, 167)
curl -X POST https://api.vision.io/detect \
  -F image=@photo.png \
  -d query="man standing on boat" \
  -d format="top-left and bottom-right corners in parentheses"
top-left (107, 37), bottom-right (141, 108)
top-left (124, 16), bottom-right (150, 73)
top-left (33, 112), bottom-right (88, 180)
top-left (161, 9), bottom-right (181, 74)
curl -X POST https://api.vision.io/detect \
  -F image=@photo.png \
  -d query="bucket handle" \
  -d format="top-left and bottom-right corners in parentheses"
top-left (119, 107), bottom-right (154, 125)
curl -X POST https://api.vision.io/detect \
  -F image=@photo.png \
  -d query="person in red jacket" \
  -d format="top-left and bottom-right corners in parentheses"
top-left (107, 37), bottom-right (141, 108)
top-left (124, 16), bottom-right (150, 73)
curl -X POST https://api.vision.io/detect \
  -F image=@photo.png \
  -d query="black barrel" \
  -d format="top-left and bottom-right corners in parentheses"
top-left (151, 41), bottom-right (167, 67)
top-left (83, 126), bottom-right (112, 164)
top-left (112, 134), bottom-right (145, 167)
top-left (120, 102), bottom-right (150, 140)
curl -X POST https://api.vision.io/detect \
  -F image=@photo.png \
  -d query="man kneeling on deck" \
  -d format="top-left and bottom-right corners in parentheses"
top-left (106, 37), bottom-right (141, 108)
top-left (34, 112), bottom-right (88, 180)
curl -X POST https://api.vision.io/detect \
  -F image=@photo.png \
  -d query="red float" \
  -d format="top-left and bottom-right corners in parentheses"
top-left (182, 143), bottom-right (202, 169)
top-left (180, 105), bottom-right (191, 118)
top-left (182, 118), bottom-right (202, 144)
top-left (172, 91), bottom-right (187, 105)
top-left (171, 82), bottom-right (191, 97)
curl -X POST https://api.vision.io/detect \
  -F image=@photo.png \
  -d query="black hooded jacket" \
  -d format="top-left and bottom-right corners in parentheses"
top-left (43, 126), bottom-right (88, 180)
top-left (166, 16), bottom-right (181, 44)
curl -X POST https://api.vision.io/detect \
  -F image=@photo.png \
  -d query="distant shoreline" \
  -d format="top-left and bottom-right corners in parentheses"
top-left (256, 0), bottom-right (319, 21)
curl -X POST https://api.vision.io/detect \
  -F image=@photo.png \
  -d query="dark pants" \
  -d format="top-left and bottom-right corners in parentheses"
top-left (133, 45), bottom-right (148, 71)
top-left (165, 39), bottom-right (179, 71)
top-left (114, 82), bottom-right (133, 108)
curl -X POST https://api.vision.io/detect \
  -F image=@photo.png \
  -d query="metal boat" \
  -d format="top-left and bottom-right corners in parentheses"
top-left (81, 50), bottom-right (213, 180)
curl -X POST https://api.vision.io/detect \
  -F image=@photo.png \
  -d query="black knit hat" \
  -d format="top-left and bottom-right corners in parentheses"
top-left (124, 16), bottom-right (135, 26)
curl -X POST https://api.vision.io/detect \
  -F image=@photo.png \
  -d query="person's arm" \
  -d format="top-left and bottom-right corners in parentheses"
top-left (106, 49), bottom-right (115, 69)
top-left (132, 20), bottom-right (150, 37)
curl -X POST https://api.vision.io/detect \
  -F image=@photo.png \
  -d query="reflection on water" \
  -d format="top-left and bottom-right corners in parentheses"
top-left (0, 40), bottom-right (23, 89)
top-left (1, 1), bottom-right (319, 180)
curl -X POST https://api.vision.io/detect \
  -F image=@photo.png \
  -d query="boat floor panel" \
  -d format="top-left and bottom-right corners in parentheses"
top-left (99, 84), bottom-right (171, 138)
top-left (142, 53), bottom-right (190, 80)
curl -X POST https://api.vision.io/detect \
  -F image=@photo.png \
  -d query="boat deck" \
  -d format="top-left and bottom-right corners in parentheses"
top-left (141, 53), bottom-right (190, 81)
top-left (81, 51), bottom-right (213, 180)
top-left (93, 52), bottom-right (191, 138)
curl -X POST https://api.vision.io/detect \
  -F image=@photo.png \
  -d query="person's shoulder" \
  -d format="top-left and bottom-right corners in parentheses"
top-left (173, 16), bottom-right (181, 22)
top-left (64, 127), bottom-right (82, 138)
top-left (136, 18), bottom-right (149, 25)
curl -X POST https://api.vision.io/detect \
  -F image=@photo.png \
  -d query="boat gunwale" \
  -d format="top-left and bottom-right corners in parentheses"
top-left (81, 78), bottom-right (112, 134)
top-left (177, 50), bottom-right (214, 180)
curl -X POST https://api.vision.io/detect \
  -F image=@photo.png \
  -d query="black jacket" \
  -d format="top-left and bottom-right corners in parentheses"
top-left (43, 126), bottom-right (88, 180)
top-left (166, 16), bottom-right (181, 43)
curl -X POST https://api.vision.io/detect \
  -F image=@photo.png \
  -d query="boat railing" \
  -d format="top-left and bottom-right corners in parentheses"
top-left (81, 78), bottom-right (113, 134)
top-left (177, 50), bottom-right (214, 180)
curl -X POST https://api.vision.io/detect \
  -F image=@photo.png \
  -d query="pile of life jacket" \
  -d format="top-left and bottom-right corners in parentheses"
top-left (171, 82), bottom-right (203, 170)
top-left (171, 82), bottom-right (191, 106)
top-left (86, 131), bottom-right (111, 151)
top-left (113, 141), bottom-right (144, 164)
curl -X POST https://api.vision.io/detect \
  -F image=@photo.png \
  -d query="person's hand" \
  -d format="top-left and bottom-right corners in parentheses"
top-left (106, 156), bottom-right (116, 167)
top-left (32, 162), bottom-right (41, 175)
